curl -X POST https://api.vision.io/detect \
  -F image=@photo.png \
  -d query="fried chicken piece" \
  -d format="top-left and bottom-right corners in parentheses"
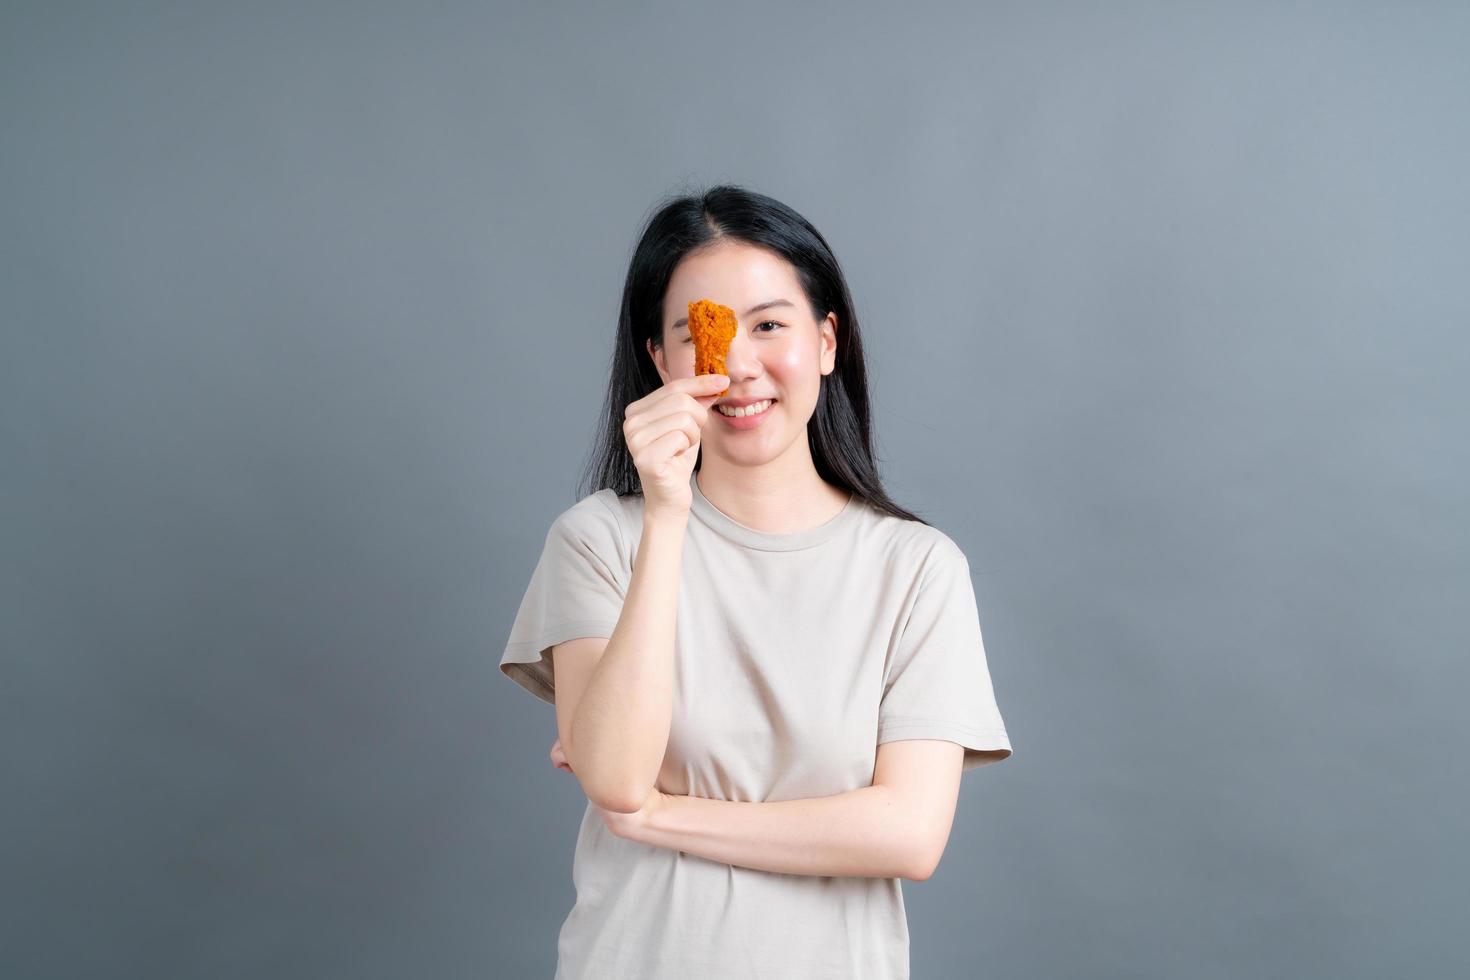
top-left (687, 299), bottom-right (738, 396)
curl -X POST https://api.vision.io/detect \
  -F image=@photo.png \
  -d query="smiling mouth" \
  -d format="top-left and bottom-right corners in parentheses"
top-left (714, 399), bottom-right (775, 418)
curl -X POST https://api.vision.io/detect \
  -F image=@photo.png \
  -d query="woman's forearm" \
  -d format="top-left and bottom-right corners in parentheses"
top-left (570, 511), bottom-right (686, 813)
top-left (629, 786), bottom-right (927, 881)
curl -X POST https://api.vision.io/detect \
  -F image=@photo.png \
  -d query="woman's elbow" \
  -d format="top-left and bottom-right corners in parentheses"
top-left (578, 773), bottom-right (649, 814)
top-left (905, 842), bottom-right (943, 881)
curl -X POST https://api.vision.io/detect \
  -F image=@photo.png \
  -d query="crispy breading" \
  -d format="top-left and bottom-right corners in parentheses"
top-left (687, 299), bottom-right (738, 396)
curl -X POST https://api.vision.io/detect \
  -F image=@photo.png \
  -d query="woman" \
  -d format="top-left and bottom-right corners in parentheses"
top-left (499, 184), bottom-right (1012, 979)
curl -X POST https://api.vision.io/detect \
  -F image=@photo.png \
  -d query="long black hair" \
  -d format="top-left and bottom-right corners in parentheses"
top-left (575, 183), bottom-right (929, 525)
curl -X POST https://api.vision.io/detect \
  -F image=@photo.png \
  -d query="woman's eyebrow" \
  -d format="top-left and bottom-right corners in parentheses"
top-left (671, 298), bottom-right (796, 330)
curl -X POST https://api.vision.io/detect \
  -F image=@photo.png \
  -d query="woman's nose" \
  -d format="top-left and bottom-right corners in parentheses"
top-left (722, 324), bottom-right (760, 378)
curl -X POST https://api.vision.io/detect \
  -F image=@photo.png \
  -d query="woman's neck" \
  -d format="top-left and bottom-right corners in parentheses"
top-left (693, 453), bottom-right (851, 535)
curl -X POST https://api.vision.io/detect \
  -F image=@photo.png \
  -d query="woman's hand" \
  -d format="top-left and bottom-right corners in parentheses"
top-left (622, 374), bottom-right (728, 519)
top-left (549, 736), bottom-right (572, 774)
top-left (551, 737), bottom-right (665, 840)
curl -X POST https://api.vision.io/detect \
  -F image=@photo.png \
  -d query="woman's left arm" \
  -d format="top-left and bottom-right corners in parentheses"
top-left (597, 740), bottom-right (965, 881)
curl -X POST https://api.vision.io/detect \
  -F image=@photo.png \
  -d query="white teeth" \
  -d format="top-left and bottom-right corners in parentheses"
top-left (717, 399), bottom-right (773, 418)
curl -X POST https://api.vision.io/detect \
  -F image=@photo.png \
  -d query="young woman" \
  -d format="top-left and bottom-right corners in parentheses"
top-left (500, 184), bottom-right (1012, 979)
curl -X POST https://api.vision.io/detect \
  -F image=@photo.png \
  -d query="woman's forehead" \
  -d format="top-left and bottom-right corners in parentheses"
top-left (664, 244), bottom-right (799, 314)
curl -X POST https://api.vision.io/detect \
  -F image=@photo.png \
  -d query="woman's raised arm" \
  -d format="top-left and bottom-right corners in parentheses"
top-left (559, 373), bottom-right (726, 813)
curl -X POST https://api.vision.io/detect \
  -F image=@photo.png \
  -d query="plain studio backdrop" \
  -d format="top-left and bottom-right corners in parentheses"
top-left (3, 2), bottom-right (1467, 978)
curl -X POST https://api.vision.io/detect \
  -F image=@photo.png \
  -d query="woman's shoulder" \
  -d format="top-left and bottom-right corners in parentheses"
top-left (859, 502), bottom-right (969, 571)
top-left (545, 487), bottom-right (641, 553)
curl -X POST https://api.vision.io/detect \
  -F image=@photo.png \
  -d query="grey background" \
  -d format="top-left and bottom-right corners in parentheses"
top-left (3, 2), bottom-right (1467, 978)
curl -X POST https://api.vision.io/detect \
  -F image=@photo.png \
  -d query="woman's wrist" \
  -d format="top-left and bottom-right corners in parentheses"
top-left (634, 790), bottom-right (672, 841)
top-left (642, 506), bottom-right (691, 534)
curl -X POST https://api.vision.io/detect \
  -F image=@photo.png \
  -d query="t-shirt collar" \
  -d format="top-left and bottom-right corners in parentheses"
top-left (688, 470), bottom-right (858, 552)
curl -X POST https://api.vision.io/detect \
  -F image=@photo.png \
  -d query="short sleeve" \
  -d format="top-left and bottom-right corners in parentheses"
top-left (499, 493), bottom-right (629, 707)
top-left (878, 537), bottom-right (1013, 770)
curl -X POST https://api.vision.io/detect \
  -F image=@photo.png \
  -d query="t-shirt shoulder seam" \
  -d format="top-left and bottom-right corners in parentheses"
top-left (553, 490), bottom-right (626, 545)
top-left (912, 527), bottom-right (966, 590)
top-left (590, 489), bottom-right (631, 562)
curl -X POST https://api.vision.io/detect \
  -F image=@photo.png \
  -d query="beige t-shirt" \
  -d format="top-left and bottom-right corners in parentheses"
top-left (500, 470), bottom-right (1012, 980)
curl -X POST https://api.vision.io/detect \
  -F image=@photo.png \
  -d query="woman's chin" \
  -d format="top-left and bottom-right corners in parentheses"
top-left (716, 435), bottom-right (799, 468)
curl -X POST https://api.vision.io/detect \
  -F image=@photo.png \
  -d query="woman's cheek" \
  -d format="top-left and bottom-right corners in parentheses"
top-left (771, 344), bottom-right (805, 371)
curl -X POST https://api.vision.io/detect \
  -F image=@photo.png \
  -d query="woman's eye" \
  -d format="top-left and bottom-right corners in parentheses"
top-left (682, 322), bottom-right (781, 344)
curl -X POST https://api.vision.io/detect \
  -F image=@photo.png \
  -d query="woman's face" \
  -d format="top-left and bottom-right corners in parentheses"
top-left (648, 239), bottom-right (838, 469)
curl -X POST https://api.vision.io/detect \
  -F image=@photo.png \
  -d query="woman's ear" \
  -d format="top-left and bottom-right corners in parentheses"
top-left (820, 313), bottom-right (838, 374)
top-left (646, 336), bottom-right (670, 383)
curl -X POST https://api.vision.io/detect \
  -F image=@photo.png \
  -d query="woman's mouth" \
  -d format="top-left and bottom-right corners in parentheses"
top-left (715, 399), bottom-right (774, 418)
top-left (715, 398), bottom-right (776, 429)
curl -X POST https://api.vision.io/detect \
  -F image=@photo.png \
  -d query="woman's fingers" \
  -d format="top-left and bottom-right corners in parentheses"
top-left (638, 430), bottom-right (698, 470)
top-left (624, 409), bottom-right (703, 457)
top-left (624, 374), bottom-right (727, 420)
